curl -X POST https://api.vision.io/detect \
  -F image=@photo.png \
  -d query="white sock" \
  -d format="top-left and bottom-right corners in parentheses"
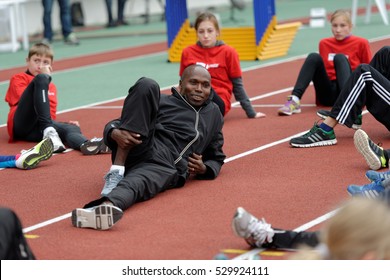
top-left (110, 165), bottom-right (124, 176)
top-left (43, 126), bottom-right (56, 135)
top-left (291, 95), bottom-right (300, 103)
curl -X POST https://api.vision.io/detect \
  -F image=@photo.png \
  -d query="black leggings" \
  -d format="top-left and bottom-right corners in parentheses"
top-left (292, 53), bottom-right (352, 106)
top-left (13, 73), bottom-right (88, 149)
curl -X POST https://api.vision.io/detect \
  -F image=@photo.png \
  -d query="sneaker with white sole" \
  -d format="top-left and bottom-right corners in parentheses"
top-left (232, 207), bottom-right (275, 247)
top-left (80, 137), bottom-right (111, 155)
top-left (366, 170), bottom-right (390, 182)
top-left (15, 138), bottom-right (54, 169)
top-left (278, 95), bottom-right (301, 116)
top-left (43, 127), bottom-right (66, 153)
top-left (64, 32), bottom-right (80, 45)
top-left (101, 169), bottom-right (123, 196)
top-left (71, 204), bottom-right (123, 230)
top-left (290, 123), bottom-right (337, 148)
top-left (354, 129), bottom-right (388, 170)
top-left (347, 179), bottom-right (387, 199)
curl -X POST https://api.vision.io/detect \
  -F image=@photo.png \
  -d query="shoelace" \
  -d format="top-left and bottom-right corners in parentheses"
top-left (103, 171), bottom-right (123, 191)
top-left (248, 218), bottom-right (274, 245)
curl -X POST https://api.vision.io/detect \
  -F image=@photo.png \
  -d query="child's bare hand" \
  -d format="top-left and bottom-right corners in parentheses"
top-left (40, 65), bottom-right (52, 75)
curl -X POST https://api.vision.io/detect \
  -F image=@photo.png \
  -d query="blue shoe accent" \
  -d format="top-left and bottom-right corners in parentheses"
top-left (366, 170), bottom-right (390, 182)
top-left (347, 180), bottom-right (385, 199)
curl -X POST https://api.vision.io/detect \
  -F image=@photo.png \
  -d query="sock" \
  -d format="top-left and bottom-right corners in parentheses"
top-left (319, 123), bottom-right (333, 132)
top-left (110, 165), bottom-right (125, 176)
top-left (291, 95), bottom-right (300, 103)
top-left (43, 126), bottom-right (56, 136)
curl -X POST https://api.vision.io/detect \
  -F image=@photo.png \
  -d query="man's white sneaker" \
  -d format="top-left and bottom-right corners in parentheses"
top-left (71, 204), bottom-right (123, 230)
top-left (15, 138), bottom-right (54, 169)
top-left (43, 127), bottom-right (66, 153)
top-left (232, 207), bottom-right (275, 247)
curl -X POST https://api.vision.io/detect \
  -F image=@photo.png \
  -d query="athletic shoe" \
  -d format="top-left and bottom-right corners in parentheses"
top-left (43, 127), bottom-right (66, 153)
top-left (317, 109), bottom-right (362, 130)
top-left (71, 204), bottom-right (123, 230)
top-left (80, 137), bottom-right (111, 155)
top-left (289, 123), bottom-right (337, 148)
top-left (354, 129), bottom-right (388, 170)
top-left (277, 95), bottom-right (301, 116)
top-left (347, 180), bottom-right (385, 199)
top-left (15, 138), bottom-right (54, 169)
top-left (101, 169), bottom-right (123, 196)
top-left (64, 32), bottom-right (80, 45)
top-left (366, 170), bottom-right (390, 182)
top-left (232, 207), bottom-right (275, 247)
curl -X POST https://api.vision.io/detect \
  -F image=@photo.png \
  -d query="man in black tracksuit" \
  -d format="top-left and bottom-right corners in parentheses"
top-left (72, 65), bottom-right (226, 230)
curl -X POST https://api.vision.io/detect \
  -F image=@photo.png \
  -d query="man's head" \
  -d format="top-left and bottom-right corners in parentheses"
top-left (179, 65), bottom-right (211, 108)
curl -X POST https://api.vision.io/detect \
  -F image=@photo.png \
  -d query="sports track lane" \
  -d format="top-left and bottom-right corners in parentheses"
top-left (1, 38), bottom-right (390, 260)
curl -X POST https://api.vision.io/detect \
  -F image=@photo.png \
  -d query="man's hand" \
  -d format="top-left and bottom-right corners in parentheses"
top-left (188, 153), bottom-right (207, 175)
top-left (111, 129), bottom-right (142, 150)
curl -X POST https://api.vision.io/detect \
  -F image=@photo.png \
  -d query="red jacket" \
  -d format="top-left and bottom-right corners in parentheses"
top-left (180, 42), bottom-right (242, 114)
top-left (5, 72), bottom-right (58, 142)
top-left (319, 35), bottom-right (371, 80)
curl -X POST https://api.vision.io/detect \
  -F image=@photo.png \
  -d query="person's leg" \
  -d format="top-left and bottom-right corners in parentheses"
top-left (42, 0), bottom-right (54, 41)
top-left (333, 54), bottom-right (352, 90)
top-left (58, 0), bottom-right (73, 38)
top-left (0, 208), bottom-right (35, 259)
top-left (13, 74), bottom-right (54, 142)
top-left (52, 121), bottom-right (87, 150)
top-left (290, 63), bottom-right (390, 148)
top-left (117, 0), bottom-right (127, 23)
top-left (292, 53), bottom-right (331, 101)
top-left (0, 156), bottom-right (16, 168)
top-left (99, 77), bottom-right (162, 196)
top-left (369, 46), bottom-right (390, 79)
top-left (267, 230), bottom-right (320, 249)
top-left (105, 0), bottom-right (114, 26)
top-left (331, 64), bottom-right (390, 130)
top-left (279, 53), bottom-right (333, 115)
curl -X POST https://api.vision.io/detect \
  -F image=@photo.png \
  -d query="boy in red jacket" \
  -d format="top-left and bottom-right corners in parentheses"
top-left (5, 43), bottom-right (108, 155)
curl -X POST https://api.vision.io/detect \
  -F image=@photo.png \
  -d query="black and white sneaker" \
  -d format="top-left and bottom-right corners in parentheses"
top-left (290, 123), bottom-right (337, 148)
top-left (80, 137), bottom-right (111, 155)
top-left (71, 204), bottom-right (123, 230)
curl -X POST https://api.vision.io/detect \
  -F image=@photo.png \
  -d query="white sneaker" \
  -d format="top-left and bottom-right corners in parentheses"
top-left (43, 127), bottom-right (66, 153)
top-left (15, 138), bottom-right (54, 169)
top-left (71, 204), bottom-right (123, 230)
top-left (232, 207), bottom-right (275, 247)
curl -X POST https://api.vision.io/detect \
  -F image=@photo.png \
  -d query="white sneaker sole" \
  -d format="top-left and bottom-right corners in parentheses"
top-left (71, 204), bottom-right (123, 230)
top-left (290, 139), bottom-right (337, 148)
top-left (354, 129), bottom-right (382, 170)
